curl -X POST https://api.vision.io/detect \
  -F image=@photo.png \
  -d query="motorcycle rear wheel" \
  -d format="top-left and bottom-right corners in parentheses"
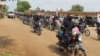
top-left (84, 29), bottom-right (90, 36)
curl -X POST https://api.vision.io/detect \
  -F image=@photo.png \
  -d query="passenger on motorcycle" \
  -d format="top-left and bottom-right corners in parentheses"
top-left (58, 14), bottom-right (84, 47)
top-left (79, 18), bottom-right (87, 33)
top-left (51, 15), bottom-right (59, 30)
top-left (71, 24), bottom-right (82, 43)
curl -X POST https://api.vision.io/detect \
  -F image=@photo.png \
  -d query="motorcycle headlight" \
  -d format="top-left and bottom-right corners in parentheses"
top-left (78, 34), bottom-right (83, 42)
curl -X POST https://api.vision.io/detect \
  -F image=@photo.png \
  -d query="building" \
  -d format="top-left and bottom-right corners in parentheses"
top-left (46, 11), bottom-right (100, 18)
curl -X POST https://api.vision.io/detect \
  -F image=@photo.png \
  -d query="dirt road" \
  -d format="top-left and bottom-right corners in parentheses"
top-left (0, 17), bottom-right (100, 56)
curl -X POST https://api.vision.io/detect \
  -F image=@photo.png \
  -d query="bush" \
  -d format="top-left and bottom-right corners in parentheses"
top-left (0, 51), bottom-right (15, 56)
top-left (1, 13), bottom-right (4, 18)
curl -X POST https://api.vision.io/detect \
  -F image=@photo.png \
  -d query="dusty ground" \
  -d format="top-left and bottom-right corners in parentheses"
top-left (0, 17), bottom-right (100, 56)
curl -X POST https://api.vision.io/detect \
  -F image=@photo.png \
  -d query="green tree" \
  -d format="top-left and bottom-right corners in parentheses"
top-left (16, 1), bottom-right (31, 12)
top-left (71, 4), bottom-right (84, 12)
top-left (1, 5), bottom-right (8, 13)
top-left (35, 7), bottom-right (41, 11)
top-left (60, 8), bottom-right (63, 12)
top-left (41, 9), bottom-right (45, 12)
top-left (1, 0), bottom-right (6, 1)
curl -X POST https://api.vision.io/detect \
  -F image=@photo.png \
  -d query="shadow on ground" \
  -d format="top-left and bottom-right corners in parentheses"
top-left (30, 30), bottom-right (34, 33)
top-left (30, 30), bottom-right (41, 36)
top-left (48, 44), bottom-right (68, 56)
top-left (91, 37), bottom-right (99, 41)
top-left (0, 36), bottom-right (16, 48)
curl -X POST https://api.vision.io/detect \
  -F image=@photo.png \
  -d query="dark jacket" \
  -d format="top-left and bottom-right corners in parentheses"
top-left (62, 17), bottom-right (74, 34)
top-left (33, 15), bottom-right (40, 22)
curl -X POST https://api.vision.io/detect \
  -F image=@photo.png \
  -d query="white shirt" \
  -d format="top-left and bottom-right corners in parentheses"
top-left (97, 18), bottom-right (100, 23)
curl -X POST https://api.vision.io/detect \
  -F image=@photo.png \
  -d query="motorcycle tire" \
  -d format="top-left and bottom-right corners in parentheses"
top-left (84, 29), bottom-right (90, 36)
top-left (75, 49), bottom-right (87, 56)
top-left (37, 27), bottom-right (41, 36)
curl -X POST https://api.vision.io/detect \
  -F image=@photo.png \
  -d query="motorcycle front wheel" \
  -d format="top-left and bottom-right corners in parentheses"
top-left (75, 49), bottom-right (87, 56)
top-left (37, 27), bottom-right (41, 35)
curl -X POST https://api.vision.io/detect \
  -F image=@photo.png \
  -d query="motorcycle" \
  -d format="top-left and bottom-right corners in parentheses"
top-left (50, 20), bottom-right (59, 31)
top-left (56, 31), bottom-right (87, 56)
top-left (67, 42), bottom-right (87, 56)
top-left (79, 23), bottom-right (90, 36)
top-left (96, 27), bottom-right (100, 40)
top-left (33, 21), bottom-right (42, 35)
top-left (43, 19), bottom-right (50, 29)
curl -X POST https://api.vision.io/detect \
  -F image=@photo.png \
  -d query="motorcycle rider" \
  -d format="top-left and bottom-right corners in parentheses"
top-left (44, 15), bottom-right (50, 28)
top-left (58, 14), bottom-right (74, 49)
top-left (56, 15), bottom-right (86, 52)
top-left (97, 16), bottom-right (100, 28)
top-left (96, 16), bottom-right (100, 40)
top-left (33, 14), bottom-right (41, 32)
top-left (52, 15), bottom-right (59, 31)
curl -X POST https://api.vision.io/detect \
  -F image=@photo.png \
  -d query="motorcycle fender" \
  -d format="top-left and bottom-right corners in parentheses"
top-left (79, 47), bottom-right (86, 51)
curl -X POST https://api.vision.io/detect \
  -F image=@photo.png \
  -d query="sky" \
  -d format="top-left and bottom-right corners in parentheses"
top-left (3, 0), bottom-right (100, 11)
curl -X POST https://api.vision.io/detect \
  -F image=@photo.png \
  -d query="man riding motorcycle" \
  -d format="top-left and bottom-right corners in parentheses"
top-left (56, 23), bottom-right (85, 52)
top-left (43, 15), bottom-right (50, 28)
top-left (56, 14), bottom-right (74, 49)
top-left (96, 16), bottom-right (100, 40)
top-left (51, 15), bottom-right (59, 31)
top-left (33, 14), bottom-right (42, 33)
top-left (56, 14), bottom-right (85, 50)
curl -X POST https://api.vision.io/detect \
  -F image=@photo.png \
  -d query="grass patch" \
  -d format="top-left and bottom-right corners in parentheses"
top-left (0, 51), bottom-right (16, 56)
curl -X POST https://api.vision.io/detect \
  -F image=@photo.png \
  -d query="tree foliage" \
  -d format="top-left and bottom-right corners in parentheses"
top-left (35, 7), bottom-right (41, 11)
top-left (41, 9), bottom-right (45, 12)
top-left (71, 4), bottom-right (84, 12)
top-left (17, 1), bottom-right (31, 12)
top-left (1, 5), bottom-right (8, 13)
top-left (60, 9), bottom-right (63, 11)
top-left (34, 7), bottom-right (45, 12)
